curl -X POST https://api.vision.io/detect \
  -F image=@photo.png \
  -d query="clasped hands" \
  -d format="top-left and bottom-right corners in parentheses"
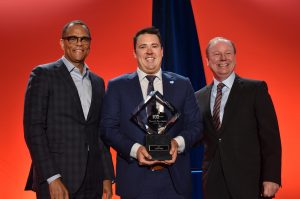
top-left (136, 139), bottom-right (178, 166)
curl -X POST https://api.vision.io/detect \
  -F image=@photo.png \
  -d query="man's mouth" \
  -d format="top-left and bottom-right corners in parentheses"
top-left (218, 63), bottom-right (229, 67)
top-left (145, 57), bottom-right (155, 62)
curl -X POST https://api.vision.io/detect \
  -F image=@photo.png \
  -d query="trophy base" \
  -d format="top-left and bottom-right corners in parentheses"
top-left (146, 134), bottom-right (172, 160)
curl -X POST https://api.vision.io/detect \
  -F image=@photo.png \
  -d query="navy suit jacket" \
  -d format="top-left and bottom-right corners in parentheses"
top-left (101, 71), bottom-right (203, 198)
top-left (195, 75), bottom-right (281, 198)
top-left (24, 59), bottom-right (114, 194)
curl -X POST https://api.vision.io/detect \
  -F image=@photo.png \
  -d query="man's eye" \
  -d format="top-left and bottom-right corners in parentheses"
top-left (82, 37), bottom-right (90, 42)
top-left (69, 37), bottom-right (77, 42)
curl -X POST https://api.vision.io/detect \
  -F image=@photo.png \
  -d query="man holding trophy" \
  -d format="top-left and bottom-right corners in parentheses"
top-left (101, 27), bottom-right (203, 199)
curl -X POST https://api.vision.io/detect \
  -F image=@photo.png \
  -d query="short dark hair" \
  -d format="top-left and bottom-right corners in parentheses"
top-left (61, 20), bottom-right (91, 38)
top-left (133, 27), bottom-right (162, 51)
top-left (206, 37), bottom-right (236, 58)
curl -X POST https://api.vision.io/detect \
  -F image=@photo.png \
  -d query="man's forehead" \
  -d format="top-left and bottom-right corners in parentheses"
top-left (137, 34), bottom-right (159, 41)
top-left (209, 41), bottom-right (234, 50)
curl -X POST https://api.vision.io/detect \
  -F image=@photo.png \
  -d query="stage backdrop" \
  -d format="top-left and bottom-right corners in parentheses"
top-left (0, 0), bottom-right (299, 198)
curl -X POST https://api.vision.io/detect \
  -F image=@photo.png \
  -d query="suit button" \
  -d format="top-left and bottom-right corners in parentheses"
top-left (218, 138), bottom-right (222, 142)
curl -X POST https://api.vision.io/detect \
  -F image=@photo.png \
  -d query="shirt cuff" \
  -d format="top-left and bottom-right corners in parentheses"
top-left (47, 174), bottom-right (61, 184)
top-left (130, 143), bottom-right (142, 159)
top-left (174, 136), bottom-right (185, 153)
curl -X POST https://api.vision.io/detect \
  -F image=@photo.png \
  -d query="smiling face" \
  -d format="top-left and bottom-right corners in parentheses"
top-left (206, 39), bottom-right (236, 81)
top-left (60, 24), bottom-right (90, 68)
top-left (134, 33), bottom-right (163, 74)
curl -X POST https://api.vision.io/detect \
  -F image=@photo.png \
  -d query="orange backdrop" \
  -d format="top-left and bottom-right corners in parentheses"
top-left (0, 0), bottom-right (299, 198)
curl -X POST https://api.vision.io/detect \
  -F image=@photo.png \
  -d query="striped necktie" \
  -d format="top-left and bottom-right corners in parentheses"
top-left (212, 83), bottom-right (225, 130)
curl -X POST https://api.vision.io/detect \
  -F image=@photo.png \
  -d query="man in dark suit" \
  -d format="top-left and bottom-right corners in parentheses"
top-left (24, 20), bottom-right (114, 199)
top-left (100, 27), bottom-right (203, 199)
top-left (195, 37), bottom-right (281, 199)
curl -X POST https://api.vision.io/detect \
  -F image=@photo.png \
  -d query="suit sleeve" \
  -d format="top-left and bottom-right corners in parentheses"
top-left (255, 81), bottom-right (281, 185)
top-left (100, 81), bottom-right (136, 161)
top-left (178, 79), bottom-right (203, 152)
top-left (97, 78), bottom-right (115, 181)
top-left (99, 138), bottom-right (115, 180)
top-left (23, 66), bottom-right (58, 183)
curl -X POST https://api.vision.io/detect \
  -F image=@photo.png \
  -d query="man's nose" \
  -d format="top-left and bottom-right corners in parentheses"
top-left (146, 47), bottom-right (153, 54)
top-left (76, 39), bottom-right (83, 45)
top-left (220, 53), bottom-right (226, 60)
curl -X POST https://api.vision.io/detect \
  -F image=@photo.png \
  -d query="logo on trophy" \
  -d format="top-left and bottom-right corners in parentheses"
top-left (131, 91), bottom-right (180, 160)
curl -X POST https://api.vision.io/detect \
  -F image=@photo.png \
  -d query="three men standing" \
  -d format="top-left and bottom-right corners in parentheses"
top-left (24, 20), bottom-right (281, 199)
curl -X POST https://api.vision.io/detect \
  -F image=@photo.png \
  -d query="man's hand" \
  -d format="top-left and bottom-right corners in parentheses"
top-left (102, 180), bottom-right (113, 199)
top-left (49, 178), bottom-right (69, 199)
top-left (137, 145), bottom-right (160, 165)
top-left (162, 139), bottom-right (178, 165)
top-left (262, 181), bottom-right (280, 198)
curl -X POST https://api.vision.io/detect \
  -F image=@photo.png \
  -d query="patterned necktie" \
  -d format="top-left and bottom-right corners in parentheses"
top-left (146, 75), bottom-right (156, 115)
top-left (212, 83), bottom-right (225, 130)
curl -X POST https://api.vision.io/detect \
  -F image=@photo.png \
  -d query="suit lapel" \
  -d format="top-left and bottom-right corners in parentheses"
top-left (162, 72), bottom-right (176, 102)
top-left (56, 60), bottom-right (85, 121)
top-left (86, 72), bottom-right (99, 121)
top-left (127, 72), bottom-right (144, 105)
top-left (203, 83), bottom-right (217, 134)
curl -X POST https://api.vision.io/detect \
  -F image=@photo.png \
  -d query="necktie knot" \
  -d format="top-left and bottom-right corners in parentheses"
top-left (146, 75), bottom-right (156, 84)
top-left (217, 83), bottom-right (225, 92)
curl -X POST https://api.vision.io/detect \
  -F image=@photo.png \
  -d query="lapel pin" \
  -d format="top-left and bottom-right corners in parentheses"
top-left (170, 80), bottom-right (174, 84)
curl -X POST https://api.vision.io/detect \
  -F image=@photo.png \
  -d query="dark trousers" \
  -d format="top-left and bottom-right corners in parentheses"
top-left (202, 151), bottom-right (232, 199)
top-left (121, 168), bottom-right (187, 199)
top-left (36, 152), bottom-right (102, 199)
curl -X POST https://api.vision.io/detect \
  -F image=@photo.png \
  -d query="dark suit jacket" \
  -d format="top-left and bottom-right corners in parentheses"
top-left (100, 71), bottom-right (203, 198)
top-left (195, 75), bottom-right (281, 199)
top-left (24, 59), bottom-right (114, 194)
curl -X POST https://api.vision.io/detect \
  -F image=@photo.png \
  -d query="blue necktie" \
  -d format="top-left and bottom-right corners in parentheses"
top-left (146, 75), bottom-right (156, 116)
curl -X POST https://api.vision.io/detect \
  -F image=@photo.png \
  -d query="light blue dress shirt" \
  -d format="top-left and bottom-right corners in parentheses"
top-left (210, 72), bottom-right (235, 123)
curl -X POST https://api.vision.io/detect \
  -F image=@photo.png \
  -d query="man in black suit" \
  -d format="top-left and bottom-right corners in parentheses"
top-left (24, 20), bottom-right (114, 199)
top-left (195, 37), bottom-right (281, 199)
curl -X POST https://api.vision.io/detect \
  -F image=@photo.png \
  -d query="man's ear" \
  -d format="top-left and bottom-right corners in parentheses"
top-left (133, 50), bottom-right (137, 58)
top-left (59, 39), bottom-right (64, 51)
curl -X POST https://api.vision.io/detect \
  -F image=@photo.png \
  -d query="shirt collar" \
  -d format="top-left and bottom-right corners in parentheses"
top-left (61, 56), bottom-right (89, 76)
top-left (213, 72), bottom-right (235, 89)
top-left (136, 67), bottom-right (162, 81)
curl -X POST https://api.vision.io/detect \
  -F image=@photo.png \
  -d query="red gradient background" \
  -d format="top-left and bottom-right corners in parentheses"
top-left (0, 0), bottom-right (299, 198)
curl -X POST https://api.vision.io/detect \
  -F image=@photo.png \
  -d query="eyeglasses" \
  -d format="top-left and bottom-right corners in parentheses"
top-left (62, 36), bottom-right (91, 44)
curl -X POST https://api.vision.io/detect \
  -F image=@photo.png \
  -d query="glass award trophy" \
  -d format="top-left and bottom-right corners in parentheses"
top-left (131, 91), bottom-right (180, 160)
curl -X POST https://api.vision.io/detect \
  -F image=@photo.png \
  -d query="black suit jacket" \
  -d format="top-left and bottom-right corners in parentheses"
top-left (195, 75), bottom-right (281, 198)
top-left (24, 59), bottom-right (114, 194)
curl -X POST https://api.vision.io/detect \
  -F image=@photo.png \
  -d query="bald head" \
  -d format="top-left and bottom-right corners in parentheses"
top-left (206, 37), bottom-right (236, 59)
